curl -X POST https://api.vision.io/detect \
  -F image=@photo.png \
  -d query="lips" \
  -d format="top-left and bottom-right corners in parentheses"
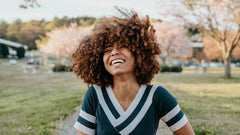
top-left (110, 58), bottom-right (126, 66)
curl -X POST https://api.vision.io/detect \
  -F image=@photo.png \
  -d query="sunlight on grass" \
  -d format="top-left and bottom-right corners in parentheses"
top-left (153, 72), bottom-right (240, 135)
top-left (167, 83), bottom-right (240, 98)
top-left (0, 61), bottom-right (240, 135)
top-left (0, 64), bottom-right (87, 135)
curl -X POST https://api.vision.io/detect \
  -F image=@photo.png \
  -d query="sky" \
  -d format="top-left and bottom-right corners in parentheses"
top-left (0, 0), bottom-right (162, 23)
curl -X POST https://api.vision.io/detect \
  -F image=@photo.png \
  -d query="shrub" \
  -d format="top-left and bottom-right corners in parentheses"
top-left (171, 66), bottom-right (182, 72)
top-left (160, 65), bottom-right (182, 72)
top-left (53, 64), bottom-right (67, 72)
top-left (16, 47), bottom-right (25, 58)
top-left (0, 44), bottom-right (9, 58)
top-left (53, 64), bottom-right (72, 72)
top-left (161, 66), bottom-right (170, 72)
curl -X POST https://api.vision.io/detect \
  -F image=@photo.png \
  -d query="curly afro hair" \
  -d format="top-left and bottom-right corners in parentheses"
top-left (72, 10), bottom-right (161, 87)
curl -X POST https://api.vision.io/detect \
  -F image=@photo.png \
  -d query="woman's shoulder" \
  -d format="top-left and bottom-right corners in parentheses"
top-left (149, 84), bottom-right (176, 102)
top-left (83, 85), bottom-right (100, 99)
top-left (81, 85), bottom-right (100, 110)
top-left (86, 84), bottom-right (104, 91)
top-left (149, 85), bottom-right (170, 95)
top-left (85, 84), bottom-right (107, 98)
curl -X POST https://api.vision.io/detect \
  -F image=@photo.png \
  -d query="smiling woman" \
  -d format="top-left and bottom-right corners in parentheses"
top-left (72, 11), bottom-right (160, 87)
top-left (71, 9), bottom-right (195, 135)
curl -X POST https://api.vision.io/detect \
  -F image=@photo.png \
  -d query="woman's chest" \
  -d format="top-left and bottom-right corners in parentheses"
top-left (95, 104), bottom-right (159, 135)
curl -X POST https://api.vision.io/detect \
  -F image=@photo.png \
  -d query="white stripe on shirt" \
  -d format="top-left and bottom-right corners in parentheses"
top-left (74, 121), bottom-right (95, 135)
top-left (161, 104), bottom-right (181, 122)
top-left (169, 114), bottom-right (188, 132)
top-left (80, 109), bottom-right (96, 123)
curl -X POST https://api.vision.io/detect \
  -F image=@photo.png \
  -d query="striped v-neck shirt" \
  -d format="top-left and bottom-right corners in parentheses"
top-left (74, 85), bottom-right (188, 135)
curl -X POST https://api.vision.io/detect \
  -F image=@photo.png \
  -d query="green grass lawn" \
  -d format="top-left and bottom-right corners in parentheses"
top-left (0, 60), bottom-right (240, 135)
top-left (0, 63), bottom-right (87, 135)
top-left (153, 73), bottom-right (240, 135)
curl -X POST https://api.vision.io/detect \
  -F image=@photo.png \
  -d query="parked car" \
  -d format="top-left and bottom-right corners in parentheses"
top-left (193, 62), bottom-right (199, 67)
top-left (208, 62), bottom-right (218, 67)
top-left (218, 62), bottom-right (224, 67)
top-left (27, 58), bottom-right (34, 64)
top-left (184, 61), bottom-right (194, 67)
top-left (9, 58), bottom-right (18, 65)
top-left (236, 62), bottom-right (240, 67)
top-left (201, 61), bottom-right (208, 68)
top-left (173, 60), bottom-right (182, 66)
top-left (230, 63), bottom-right (236, 67)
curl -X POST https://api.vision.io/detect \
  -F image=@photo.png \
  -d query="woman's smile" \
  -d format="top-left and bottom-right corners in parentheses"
top-left (110, 58), bottom-right (126, 66)
top-left (103, 45), bottom-right (135, 76)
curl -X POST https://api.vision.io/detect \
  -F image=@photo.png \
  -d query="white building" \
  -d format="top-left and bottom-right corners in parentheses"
top-left (0, 38), bottom-right (28, 56)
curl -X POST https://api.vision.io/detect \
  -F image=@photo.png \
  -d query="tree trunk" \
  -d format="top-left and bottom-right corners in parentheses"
top-left (223, 54), bottom-right (231, 78)
top-left (162, 57), bottom-right (167, 66)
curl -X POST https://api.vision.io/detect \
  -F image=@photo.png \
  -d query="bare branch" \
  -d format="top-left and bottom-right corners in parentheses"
top-left (19, 0), bottom-right (40, 9)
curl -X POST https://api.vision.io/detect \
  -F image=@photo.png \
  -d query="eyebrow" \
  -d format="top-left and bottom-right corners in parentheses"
top-left (104, 45), bottom-right (112, 48)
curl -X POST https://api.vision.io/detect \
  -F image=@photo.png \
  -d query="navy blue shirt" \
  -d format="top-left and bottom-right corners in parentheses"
top-left (74, 85), bottom-right (188, 135)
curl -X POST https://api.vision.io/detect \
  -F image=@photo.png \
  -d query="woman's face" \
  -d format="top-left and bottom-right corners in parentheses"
top-left (103, 44), bottom-right (135, 76)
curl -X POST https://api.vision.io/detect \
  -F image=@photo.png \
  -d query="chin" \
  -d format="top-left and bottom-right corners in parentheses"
top-left (110, 70), bottom-right (133, 77)
top-left (111, 71), bottom-right (125, 76)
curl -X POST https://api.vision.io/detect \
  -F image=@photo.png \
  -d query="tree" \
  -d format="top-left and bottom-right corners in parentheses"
top-left (6, 19), bottom-right (22, 42)
top-left (153, 22), bottom-right (192, 65)
top-left (158, 0), bottom-right (240, 78)
top-left (16, 47), bottom-right (25, 58)
top-left (19, 20), bottom-right (45, 50)
top-left (203, 36), bottom-right (223, 62)
top-left (0, 44), bottom-right (9, 58)
top-left (78, 17), bottom-right (96, 26)
top-left (0, 21), bottom-right (9, 38)
top-left (43, 17), bottom-right (69, 32)
top-left (203, 36), bottom-right (240, 62)
top-left (232, 46), bottom-right (240, 62)
top-left (37, 23), bottom-right (93, 58)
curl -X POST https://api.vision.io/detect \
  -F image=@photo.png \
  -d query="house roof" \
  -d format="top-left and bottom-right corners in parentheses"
top-left (0, 38), bottom-right (28, 50)
top-left (192, 42), bottom-right (204, 48)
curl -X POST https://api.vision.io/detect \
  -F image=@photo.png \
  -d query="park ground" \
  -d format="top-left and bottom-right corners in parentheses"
top-left (0, 59), bottom-right (240, 135)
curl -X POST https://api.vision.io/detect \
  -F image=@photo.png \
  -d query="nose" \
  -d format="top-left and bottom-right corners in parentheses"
top-left (111, 46), bottom-right (119, 56)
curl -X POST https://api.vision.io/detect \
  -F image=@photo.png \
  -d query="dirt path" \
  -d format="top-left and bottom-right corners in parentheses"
top-left (57, 106), bottom-right (80, 135)
top-left (57, 106), bottom-right (173, 135)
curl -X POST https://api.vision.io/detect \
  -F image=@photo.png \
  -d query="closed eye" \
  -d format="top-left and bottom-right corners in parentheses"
top-left (104, 49), bottom-right (111, 53)
top-left (104, 45), bottom-right (112, 53)
top-left (120, 45), bottom-right (128, 48)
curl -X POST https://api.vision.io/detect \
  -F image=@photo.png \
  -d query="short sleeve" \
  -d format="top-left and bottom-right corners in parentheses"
top-left (74, 86), bottom-right (98, 135)
top-left (154, 86), bottom-right (188, 132)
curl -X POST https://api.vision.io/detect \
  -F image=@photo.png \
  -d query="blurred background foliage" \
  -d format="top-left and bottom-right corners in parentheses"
top-left (0, 16), bottom-right (96, 50)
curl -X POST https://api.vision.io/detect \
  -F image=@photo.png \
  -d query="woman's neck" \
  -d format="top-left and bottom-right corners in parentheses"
top-left (112, 73), bottom-right (140, 104)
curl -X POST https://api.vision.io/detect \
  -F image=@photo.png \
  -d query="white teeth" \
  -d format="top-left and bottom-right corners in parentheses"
top-left (111, 59), bottom-right (124, 65)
